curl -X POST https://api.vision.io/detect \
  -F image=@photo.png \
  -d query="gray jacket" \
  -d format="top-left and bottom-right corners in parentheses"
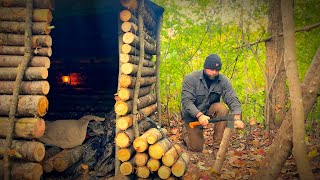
top-left (181, 70), bottom-right (242, 122)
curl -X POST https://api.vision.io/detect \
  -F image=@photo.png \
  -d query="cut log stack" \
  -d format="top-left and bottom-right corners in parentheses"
top-left (0, 0), bottom-right (54, 179)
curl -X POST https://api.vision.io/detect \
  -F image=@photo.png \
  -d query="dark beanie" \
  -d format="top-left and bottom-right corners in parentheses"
top-left (204, 54), bottom-right (222, 70)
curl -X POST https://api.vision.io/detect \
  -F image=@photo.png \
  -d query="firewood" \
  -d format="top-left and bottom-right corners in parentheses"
top-left (0, 33), bottom-right (52, 47)
top-left (136, 166), bottom-right (150, 179)
top-left (0, 7), bottom-right (52, 22)
top-left (146, 158), bottom-right (160, 172)
top-left (43, 146), bottom-right (61, 161)
top-left (116, 104), bottom-right (157, 130)
top-left (122, 32), bottom-right (156, 54)
top-left (0, 139), bottom-right (45, 162)
top-left (0, 81), bottom-right (50, 95)
top-left (0, 0), bottom-right (54, 9)
top-left (148, 138), bottom-right (172, 159)
top-left (0, 55), bottom-right (50, 68)
top-left (120, 160), bottom-right (135, 176)
top-left (119, 74), bottom-right (156, 88)
top-left (121, 21), bottom-right (138, 33)
top-left (120, 0), bottom-right (138, 10)
top-left (42, 149), bottom-right (65, 173)
top-left (158, 165), bottom-right (171, 179)
top-left (115, 94), bottom-right (156, 115)
top-left (115, 128), bottom-right (135, 148)
top-left (0, 21), bottom-right (51, 35)
top-left (0, 95), bottom-right (48, 117)
top-left (0, 46), bottom-right (52, 56)
top-left (121, 43), bottom-right (140, 54)
top-left (0, 67), bottom-right (48, 80)
top-left (134, 152), bottom-right (149, 166)
top-left (162, 144), bottom-right (183, 167)
top-left (120, 9), bottom-right (138, 23)
top-left (121, 63), bottom-right (156, 76)
top-left (118, 85), bottom-right (153, 101)
top-left (171, 152), bottom-right (190, 177)
top-left (146, 128), bottom-right (168, 145)
top-left (120, 53), bottom-right (154, 66)
top-left (0, 117), bottom-right (45, 138)
top-left (133, 128), bottom-right (161, 152)
top-left (118, 146), bottom-right (135, 162)
top-left (0, 161), bottom-right (43, 180)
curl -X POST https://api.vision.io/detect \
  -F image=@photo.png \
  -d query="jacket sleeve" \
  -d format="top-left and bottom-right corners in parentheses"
top-left (181, 75), bottom-right (201, 118)
top-left (221, 78), bottom-right (242, 114)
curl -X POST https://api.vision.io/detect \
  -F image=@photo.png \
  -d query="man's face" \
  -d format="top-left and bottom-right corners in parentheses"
top-left (204, 68), bottom-right (220, 80)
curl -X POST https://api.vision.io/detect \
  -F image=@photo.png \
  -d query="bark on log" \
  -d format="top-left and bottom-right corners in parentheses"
top-left (0, 139), bottom-right (45, 162)
top-left (0, 0), bottom-right (54, 9)
top-left (0, 95), bottom-right (48, 117)
top-left (212, 128), bottom-right (232, 174)
top-left (158, 165), bottom-right (171, 180)
top-left (0, 81), bottom-right (50, 95)
top-left (119, 74), bottom-right (156, 88)
top-left (0, 67), bottom-right (48, 80)
top-left (118, 146), bottom-right (135, 162)
top-left (120, 53), bottom-right (154, 66)
top-left (133, 127), bottom-right (164, 153)
top-left (121, 21), bottom-right (138, 33)
top-left (0, 55), bottom-right (50, 68)
top-left (136, 166), bottom-right (150, 179)
top-left (147, 158), bottom-right (160, 172)
top-left (116, 104), bottom-right (157, 130)
top-left (43, 146), bottom-right (61, 162)
top-left (0, 161), bottom-right (43, 180)
top-left (121, 43), bottom-right (140, 54)
top-left (147, 128), bottom-right (168, 145)
top-left (0, 33), bottom-right (52, 47)
top-left (115, 128), bottom-right (135, 148)
top-left (148, 138), bottom-right (172, 159)
top-left (53, 144), bottom-right (88, 172)
top-left (0, 8), bottom-right (53, 22)
top-left (122, 32), bottom-right (156, 54)
top-left (0, 21), bottom-right (51, 35)
top-left (115, 94), bottom-right (157, 115)
top-left (120, 0), bottom-right (138, 10)
top-left (0, 46), bottom-right (52, 56)
top-left (121, 63), bottom-right (156, 76)
top-left (0, 117), bottom-right (45, 138)
top-left (120, 9), bottom-right (138, 23)
top-left (120, 161), bottom-right (135, 176)
top-left (118, 85), bottom-right (153, 101)
top-left (162, 144), bottom-right (183, 167)
top-left (134, 152), bottom-right (149, 166)
top-left (42, 149), bottom-right (65, 173)
top-left (171, 152), bottom-right (190, 177)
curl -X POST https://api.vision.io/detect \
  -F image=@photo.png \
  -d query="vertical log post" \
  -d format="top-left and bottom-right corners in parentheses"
top-left (155, 16), bottom-right (163, 126)
top-left (3, 0), bottom-right (33, 179)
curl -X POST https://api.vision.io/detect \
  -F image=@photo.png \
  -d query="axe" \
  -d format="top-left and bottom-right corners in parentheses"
top-left (188, 114), bottom-right (235, 128)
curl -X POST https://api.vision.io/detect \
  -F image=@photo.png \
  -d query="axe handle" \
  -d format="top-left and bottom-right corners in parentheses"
top-left (188, 115), bottom-right (234, 128)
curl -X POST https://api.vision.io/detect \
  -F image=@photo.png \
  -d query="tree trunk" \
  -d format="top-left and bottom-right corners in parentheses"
top-left (0, 67), bottom-right (48, 80)
top-left (119, 74), bottom-right (156, 88)
top-left (171, 152), bottom-right (190, 177)
top-left (114, 94), bottom-right (157, 115)
top-left (281, 1), bottom-right (314, 179)
top-left (118, 85), bottom-right (153, 101)
top-left (0, 81), bottom-right (50, 95)
top-left (0, 0), bottom-right (54, 9)
top-left (0, 46), bottom-right (52, 56)
top-left (0, 8), bottom-right (52, 22)
top-left (0, 117), bottom-right (45, 138)
top-left (162, 144), bottom-right (183, 167)
top-left (120, 53), bottom-right (154, 66)
top-left (148, 138), bottom-right (172, 160)
top-left (0, 161), bottom-right (43, 180)
top-left (117, 146), bottom-right (135, 162)
top-left (256, 48), bottom-right (320, 179)
top-left (134, 152), bottom-right (149, 166)
top-left (147, 158), bottom-right (160, 172)
top-left (0, 55), bottom-right (50, 68)
top-left (0, 33), bottom-right (52, 47)
top-left (0, 95), bottom-right (48, 117)
top-left (0, 139), bottom-right (45, 162)
top-left (0, 21), bottom-right (51, 35)
top-left (121, 63), bottom-right (156, 76)
top-left (212, 128), bottom-right (232, 173)
top-left (158, 165), bottom-right (171, 179)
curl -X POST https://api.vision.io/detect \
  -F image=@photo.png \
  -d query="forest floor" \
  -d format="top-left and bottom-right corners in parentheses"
top-left (166, 119), bottom-right (320, 180)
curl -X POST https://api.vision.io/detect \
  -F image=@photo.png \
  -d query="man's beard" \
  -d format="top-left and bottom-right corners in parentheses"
top-left (208, 75), bottom-right (217, 80)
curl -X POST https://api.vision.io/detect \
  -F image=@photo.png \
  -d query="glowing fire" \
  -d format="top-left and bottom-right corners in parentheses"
top-left (61, 75), bottom-right (70, 84)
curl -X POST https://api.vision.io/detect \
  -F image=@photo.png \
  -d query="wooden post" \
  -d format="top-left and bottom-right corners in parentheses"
top-left (155, 15), bottom-right (163, 126)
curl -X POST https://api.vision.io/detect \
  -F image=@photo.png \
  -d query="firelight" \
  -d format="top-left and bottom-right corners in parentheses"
top-left (61, 75), bottom-right (70, 84)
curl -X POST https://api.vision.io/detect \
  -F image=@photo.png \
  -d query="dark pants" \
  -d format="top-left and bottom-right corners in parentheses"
top-left (183, 103), bottom-right (228, 152)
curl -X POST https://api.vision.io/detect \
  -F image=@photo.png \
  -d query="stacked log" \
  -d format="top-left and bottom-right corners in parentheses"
top-left (0, 0), bottom-right (53, 179)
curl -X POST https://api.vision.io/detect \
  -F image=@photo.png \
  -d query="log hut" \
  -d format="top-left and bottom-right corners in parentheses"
top-left (0, 0), bottom-right (173, 179)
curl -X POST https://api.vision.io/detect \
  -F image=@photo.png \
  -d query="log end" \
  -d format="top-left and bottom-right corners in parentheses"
top-left (43, 161), bottom-right (54, 173)
top-left (115, 132), bottom-right (130, 148)
top-left (42, 81), bottom-right (50, 95)
top-left (120, 53), bottom-right (130, 63)
top-left (116, 116), bottom-right (132, 131)
top-left (133, 137), bottom-right (148, 153)
top-left (53, 158), bottom-right (68, 172)
top-left (33, 118), bottom-right (46, 138)
top-left (34, 142), bottom-right (46, 162)
top-left (121, 44), bottom-right (132, 54)
top-left (162, 154), bottom-right (175, 167)
top-left (136, 166), bottom-right (150, 179)
top-left (37, 96), bottom-right (49, 117)
top-left (114, 101), bottom-right (129, 116)
top-left (147, 158), bottom-right (160, 172)
top-left (158, 166), bottom-right (171, 180)
top-left (118, 88), bottom-right (130, 101)
top-left (146, 135), bottom-right (157, 145)
top-left (119, 74), bottom-right (132, 88)
top-left (172, 162), bottom-right (186, 177)
top-left (120, 10), bottom-right (132, 22)
top-left (118, 148), bottom-right (131, 162)
top-left (122, 32), bottom-right (134, 44)
top-left (119, 162), bottom-right (133, 176)
top-left (148, 144), bottom-right (165, 159)
top-left (121, 63), bottom-right (134, 75)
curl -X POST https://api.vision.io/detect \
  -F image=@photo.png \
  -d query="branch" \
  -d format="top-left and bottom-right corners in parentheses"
top-left (233, 22), bottom-right (320, 49)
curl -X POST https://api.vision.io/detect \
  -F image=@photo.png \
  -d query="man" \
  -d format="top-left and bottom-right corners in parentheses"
top-left (181, 54), bottom-right (245, 152)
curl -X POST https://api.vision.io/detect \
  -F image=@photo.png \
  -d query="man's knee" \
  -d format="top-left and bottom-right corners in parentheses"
top-left (208, 103), bottom-right (228, 117)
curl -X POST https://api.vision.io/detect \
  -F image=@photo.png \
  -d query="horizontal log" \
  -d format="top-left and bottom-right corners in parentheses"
top-left (119, 74), bottom-right (156, 88)
top-left (121, 63), bottom-right (156, 76)
top-left (0, 55), bottom-right (50, 68)
top-left (0, 46), bottom-right (52, 56)
top-left (0, 21), bottom-right (51, 35)
top-left (136, 166), bottom-right (150, 179)
top-left (120, 0), bottom-right (138, 10)
top-left (123, 32), bottom-right (156, 54)
top-left (0, 81), bottom-right (50, 95)
top-left (0, 0), bottom-right (54, 9)
top-left (0, 33), bottom-right (52, 47)
top-left (115, 128), bottom-right (135, 148)
top-left (114, 94), bottom-right (157, 115)
top-left (133, 128), bottom-right (163, 153)
top-left (158, 165), bottom-right (171, 180)
top-left (0, 67), bottom-right (48, 80)
top-left (147, 158), bottom-right (160, 172)
top-left (162, 144), bottom-right (183, 167)
top-left (148, 138), bottom-right (172, 160)
top-left (0, 117), bottom-right (45, 138)
top-left (120, 9), bottom-right (138, 23)
top-left (121, 21), bottom-right (138, 33)
top-left (0, 7), bottom-right (53, 22)
top-left (147, 128), bottom-right (168, 145)
top-left (0, 139), bottom-right (45, 162)
top-left (120, 53), bottom-right (154, 67)
top-left (117, 146), bottom-right (135, 162)
top-left (118, 85), bottom-right (153, 101)
top-left (121, 43), bottom-right (140, 54)
top-left (0, 95), bottom-right (48, 117)
top-left (134, 152), bottom-right (149, 167)
top-left (171, 152), bottom-right (190, 177)
top-left (0, 161), bottom-right (43, 180)
top-left (116, 103), bottom-right (157, 130)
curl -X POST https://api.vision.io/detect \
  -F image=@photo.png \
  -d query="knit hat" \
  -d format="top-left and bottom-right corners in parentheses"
top-left (204, 54), bottom-right (222, 70)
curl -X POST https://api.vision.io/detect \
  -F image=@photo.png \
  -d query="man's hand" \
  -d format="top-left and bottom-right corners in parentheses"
top-left (198, 114), bottom-right (210, 126)
top-left (233, 114), bottom-right (245, 129)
